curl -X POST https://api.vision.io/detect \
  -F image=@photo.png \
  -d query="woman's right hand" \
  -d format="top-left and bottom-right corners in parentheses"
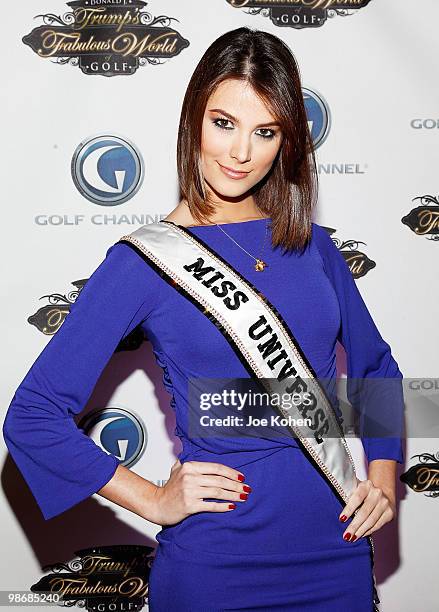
top-left (148, 459), bottom-right (252, 526)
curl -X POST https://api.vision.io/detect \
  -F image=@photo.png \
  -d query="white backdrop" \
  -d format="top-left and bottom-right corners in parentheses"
top-left (1, 1), bottom-right (438, 610)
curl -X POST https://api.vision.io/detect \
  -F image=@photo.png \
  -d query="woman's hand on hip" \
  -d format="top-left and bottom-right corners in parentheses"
top-left (338, 478), bottom-right (396, 542)
top-left (149, 459), bottom-right (252, 526)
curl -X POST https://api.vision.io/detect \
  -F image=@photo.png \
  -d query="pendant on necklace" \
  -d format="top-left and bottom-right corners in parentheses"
top-left (255, 259), bottom-right (268, 272)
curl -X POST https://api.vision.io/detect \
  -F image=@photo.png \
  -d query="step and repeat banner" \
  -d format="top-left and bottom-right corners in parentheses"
top-left (1, 1), bottom-right (437, 611)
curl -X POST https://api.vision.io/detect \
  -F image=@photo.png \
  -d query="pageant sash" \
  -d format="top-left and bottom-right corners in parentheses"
top-left (119, 220), bottom-right (358, 500)
top-left (117, 220), bottom-right (380, 608)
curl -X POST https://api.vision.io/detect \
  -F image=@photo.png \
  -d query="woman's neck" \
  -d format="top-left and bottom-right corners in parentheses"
top-left (164, 200), bottom-right (267, 227)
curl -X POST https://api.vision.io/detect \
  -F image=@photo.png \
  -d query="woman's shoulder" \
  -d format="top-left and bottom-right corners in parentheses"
top-left (106, 226), bottom-right (165, 273)
top-left (84, 228), bottom-right (168, 310)
top-left (310, 222), bottom-right (353, 285)
top-left (311, 222), bottom-right (344, 264)
top-left (310, 222), bottom-right (333, 248)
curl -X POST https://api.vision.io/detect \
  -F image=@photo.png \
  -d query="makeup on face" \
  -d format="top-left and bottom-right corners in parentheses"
top-left (200, 80), bottom-right (283, 203)
top-left (217, 162), bottom-right (251, 180)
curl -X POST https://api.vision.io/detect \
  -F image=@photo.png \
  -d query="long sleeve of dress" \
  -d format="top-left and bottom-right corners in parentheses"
top-left (2, 241), bottom-right (159, 520)
top-left (313, 223), bottom-right (405, 465)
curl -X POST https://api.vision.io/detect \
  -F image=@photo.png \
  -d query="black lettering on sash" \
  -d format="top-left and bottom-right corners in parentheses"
top-left (313, 411), bottom-right (330, 439)
top-left (286, 377), bottom-right (330, 441)
top-left (224, 291), bottom-right (249, 310)
top-left (183, 258), bottom-right (249, 311)
top-left (273, 357), bottom-right (296, 381)
top-left (249, 316), bottom-right (296, 380)
top-left (248, 315), bottom-right (272, 339)
top-left (210, 281), bottom-right (249, 310)
top-left (202, 271), bottom-right (225, 287)
top-left (183, 258), bottom-right (215, 280)
top-left (211, 280), bottom-right (237, 298)
top-left (258, 335), bottom-right (283, 359)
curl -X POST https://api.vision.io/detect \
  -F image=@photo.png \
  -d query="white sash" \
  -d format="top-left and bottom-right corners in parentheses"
top-left (118, 220), bottom-right (380, 609)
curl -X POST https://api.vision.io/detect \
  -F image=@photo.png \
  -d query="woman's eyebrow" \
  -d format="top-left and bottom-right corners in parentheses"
top-left (208, 107), bottom-right (281, 128)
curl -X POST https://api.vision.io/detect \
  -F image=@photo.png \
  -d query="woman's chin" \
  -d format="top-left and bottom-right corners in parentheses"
top-left (205, 178), bottom-right (254, 201)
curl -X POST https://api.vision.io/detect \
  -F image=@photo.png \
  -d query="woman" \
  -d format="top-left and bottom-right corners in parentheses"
top-left (3, 27), bottom-right (404, 611)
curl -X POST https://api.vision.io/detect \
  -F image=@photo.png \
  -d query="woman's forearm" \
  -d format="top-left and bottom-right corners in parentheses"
top-left (97, 464), bottom-right (161, 523)
top-left (367, 458), bottom-right (397, 505)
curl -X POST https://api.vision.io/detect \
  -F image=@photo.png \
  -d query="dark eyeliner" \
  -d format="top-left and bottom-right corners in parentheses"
top-left (211, 117), bottom-right (276, 139)
top-left (212, 118), bottom-right (231, 130)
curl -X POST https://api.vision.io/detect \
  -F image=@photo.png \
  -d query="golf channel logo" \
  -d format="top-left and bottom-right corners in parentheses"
top-left (79, 407), bottom-right (147, 469)
top-left (71, 134), bottom-right (144, 205)
top-left (303, 87), bottom-right (331, 149)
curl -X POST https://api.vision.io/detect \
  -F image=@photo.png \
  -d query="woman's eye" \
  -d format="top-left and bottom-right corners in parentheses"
top-left (212, 118), bottom-right (232, 130)
top-left (256, 129), bottom-right (276, 140)
top-left (212, 118), bottom-right (276, 140)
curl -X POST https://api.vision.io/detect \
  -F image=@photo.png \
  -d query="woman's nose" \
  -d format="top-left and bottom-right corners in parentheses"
top-left (229, 134), bottom-right (252, 163)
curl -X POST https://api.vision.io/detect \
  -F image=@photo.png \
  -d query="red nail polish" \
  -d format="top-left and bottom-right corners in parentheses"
top-left (240, 493), bottom-right (248, 500)
top-left (351, 535), bottom-right (357, 542)
top-left (339, 515), bottom-right (347, 522)
top-left (243, 485), bottom-right (252, 493)
top-left (237, 474), bottom-right (245, 482)
top-left (228, 503), bottom-right (236, 509)
top-left (343, 533), bottom-right (351, 541)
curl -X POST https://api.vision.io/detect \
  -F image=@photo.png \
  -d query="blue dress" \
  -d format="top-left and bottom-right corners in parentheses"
top-left (2, 219), bottom-right (404, 611)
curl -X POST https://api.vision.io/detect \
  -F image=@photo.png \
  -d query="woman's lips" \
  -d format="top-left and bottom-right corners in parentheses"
top-left (218, 163), bottom-right (250, 180)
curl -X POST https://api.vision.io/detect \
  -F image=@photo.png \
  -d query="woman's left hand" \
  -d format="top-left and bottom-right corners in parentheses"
top-left (338, 478), bottom-right (396, 542)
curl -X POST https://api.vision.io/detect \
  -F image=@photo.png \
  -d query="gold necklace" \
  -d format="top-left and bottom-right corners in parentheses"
top-left (215, 217), bottom-right (269, 272)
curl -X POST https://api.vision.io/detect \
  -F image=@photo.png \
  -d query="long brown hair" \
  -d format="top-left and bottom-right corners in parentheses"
top-left (177, 26), bottom-right (318, 254)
